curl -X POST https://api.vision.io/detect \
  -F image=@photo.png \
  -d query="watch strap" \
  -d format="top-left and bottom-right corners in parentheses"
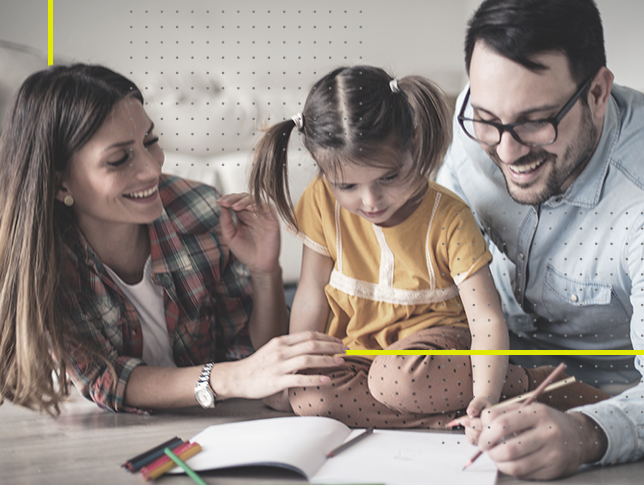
top-left (194, 362), bottom-right (216, 408)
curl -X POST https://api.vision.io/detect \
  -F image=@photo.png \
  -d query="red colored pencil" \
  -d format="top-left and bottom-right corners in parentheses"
top-left (140, 441), bottom-right (195, 479)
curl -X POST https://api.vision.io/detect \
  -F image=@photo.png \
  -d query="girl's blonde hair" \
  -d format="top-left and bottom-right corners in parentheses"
top-left (0, 64), bottom-right (143, 415)
top-left (250, 65), bottom-right (452, 230)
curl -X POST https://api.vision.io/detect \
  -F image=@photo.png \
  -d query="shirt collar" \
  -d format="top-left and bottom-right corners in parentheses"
top-left (148, 205), bottom-right (194, 275)
top-left (61, 192), bottom-right (194, 279)
top-left (61, 222), bottom-right (106, 277)
top-left (545, 94), bottom-right (620, 208)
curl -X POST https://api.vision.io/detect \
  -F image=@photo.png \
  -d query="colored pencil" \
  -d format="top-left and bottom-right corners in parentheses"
top-left (121, 436), bottom-right (182, 472)
top-left (462, 362), bottom-right (568, 470)
top-left (327, 427), bottom-right (374, 458)
top-left (164, 447), bottom-right (208, 485)
top-left (447, 375), bottom-right (577, 428)
top-left (141, 441), bottom-right (201, 480)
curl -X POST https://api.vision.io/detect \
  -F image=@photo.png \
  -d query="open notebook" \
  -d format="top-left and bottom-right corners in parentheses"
top-left (171, 416), bottom-right (497, 485)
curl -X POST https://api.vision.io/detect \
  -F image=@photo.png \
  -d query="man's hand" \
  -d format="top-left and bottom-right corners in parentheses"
top-left (478, 402), bottom-right (608, 480)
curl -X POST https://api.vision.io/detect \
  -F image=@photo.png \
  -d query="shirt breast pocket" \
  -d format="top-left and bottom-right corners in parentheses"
top-left (542, 264), bottom-right (629, 332)
top-left (482, 222), bottom-right (507, 255)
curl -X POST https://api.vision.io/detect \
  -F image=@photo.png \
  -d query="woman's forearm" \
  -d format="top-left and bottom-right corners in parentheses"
top-left (124, 364), bottom-right (204, 408)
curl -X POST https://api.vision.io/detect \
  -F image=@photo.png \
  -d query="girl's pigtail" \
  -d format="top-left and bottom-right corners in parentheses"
top-left (250, 119), bottom-right (299, 230)
top-left (398, 76), bottom-right (452, 180)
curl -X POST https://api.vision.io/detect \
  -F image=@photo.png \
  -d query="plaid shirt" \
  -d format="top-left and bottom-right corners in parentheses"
top-left (62, 175), bottom-right (254, 413)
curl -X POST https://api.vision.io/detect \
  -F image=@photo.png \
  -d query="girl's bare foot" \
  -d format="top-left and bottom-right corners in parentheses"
top-left (262, 389), bottom-right (293, 412)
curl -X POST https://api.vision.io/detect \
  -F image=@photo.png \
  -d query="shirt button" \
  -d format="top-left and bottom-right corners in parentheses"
top-left (519, 252), bottom-right (524, 260)
top-left (571, 294), bottom-right (579, 302)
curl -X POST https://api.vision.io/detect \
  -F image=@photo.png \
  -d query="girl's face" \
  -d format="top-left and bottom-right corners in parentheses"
top-left (56, 98), bottom-right (164, 236)
top-left (324, 150), bottom-right (422, 227)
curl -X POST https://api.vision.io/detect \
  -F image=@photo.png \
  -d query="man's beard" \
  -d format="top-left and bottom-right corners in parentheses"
top-left (488, 107), bottom-right (599, 205)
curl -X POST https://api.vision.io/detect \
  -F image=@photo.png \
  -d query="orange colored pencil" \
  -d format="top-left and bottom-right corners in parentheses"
top-left (141, 441), bottom-right (202, 480)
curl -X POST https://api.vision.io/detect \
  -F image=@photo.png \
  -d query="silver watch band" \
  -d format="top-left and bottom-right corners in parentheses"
top-left (194, 362), bottom-right (216, 408)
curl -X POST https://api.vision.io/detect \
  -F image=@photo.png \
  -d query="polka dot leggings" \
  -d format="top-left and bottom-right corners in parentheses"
top-left (289, 325), bottom-right (530, 428)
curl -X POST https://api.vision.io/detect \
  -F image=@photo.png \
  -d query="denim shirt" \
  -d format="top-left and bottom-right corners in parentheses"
top-left (438, 84), bottom-right (644, 466)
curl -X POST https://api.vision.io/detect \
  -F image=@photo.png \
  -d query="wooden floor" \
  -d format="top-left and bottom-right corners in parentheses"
top-left (1, 387), bottom-right (643, 484)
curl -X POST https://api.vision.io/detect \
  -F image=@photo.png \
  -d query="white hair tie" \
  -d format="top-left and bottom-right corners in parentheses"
top-left (389, 79), bottom-right (400, 94)
top-left (292, 113), bottom-right (304, 131)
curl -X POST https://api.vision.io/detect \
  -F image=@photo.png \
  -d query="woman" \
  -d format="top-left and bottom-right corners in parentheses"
top-left (0, 64), bottom-right (346, 415)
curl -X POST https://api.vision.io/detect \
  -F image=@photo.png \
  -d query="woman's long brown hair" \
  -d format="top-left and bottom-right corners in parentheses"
top-left (0, 65), bottom-right (143, 415)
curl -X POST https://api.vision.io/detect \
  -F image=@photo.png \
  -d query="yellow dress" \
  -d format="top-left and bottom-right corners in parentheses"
top-left (293, 177), bottom-right (493, 352)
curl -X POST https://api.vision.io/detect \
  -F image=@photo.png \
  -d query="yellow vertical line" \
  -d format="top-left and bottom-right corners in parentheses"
top-left (48, 0), bottom-right (54, 65)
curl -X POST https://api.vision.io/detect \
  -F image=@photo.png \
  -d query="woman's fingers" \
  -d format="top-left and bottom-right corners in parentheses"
top-left (277, 354), bottom-right (345, 375)
top-left (277, 330), bottom-right (345, 347)
top-left (217, 192), bottom-right (250, 209)
top-left (235, 331), bottom-right (347, 399)
top-left (268, 334), bottom-right (347, 365)
top-left (280, 373), bottom-right (334, 389)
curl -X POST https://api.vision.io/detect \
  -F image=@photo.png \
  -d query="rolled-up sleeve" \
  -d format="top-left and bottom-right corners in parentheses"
top-left (64, 299), bottom-right (149, 414)
top-left (573, 217), bottom-right (644, 465)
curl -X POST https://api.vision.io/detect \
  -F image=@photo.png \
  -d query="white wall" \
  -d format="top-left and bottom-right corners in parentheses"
top-left (2, 1), bottom-right (643, 159)
top-left (464, 0), bottom-right (644, 92)
top-left (596, 0), bottom-right (644, 91)
top-left (48, 1), bottom-right (467, 92)
top-left (0, 0), bottom-right (46, 52)
top-left (3, 1), bottom-right (641, 94)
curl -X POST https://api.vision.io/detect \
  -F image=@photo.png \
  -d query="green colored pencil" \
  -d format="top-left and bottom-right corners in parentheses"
top-left (163, 446), bottom-right (208, 485)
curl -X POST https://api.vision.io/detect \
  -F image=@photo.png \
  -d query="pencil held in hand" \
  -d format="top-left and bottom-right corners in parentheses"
top-left (447, 374), bottom-right (577, 427)
top-left (462, 362), bottom-right (568, 471)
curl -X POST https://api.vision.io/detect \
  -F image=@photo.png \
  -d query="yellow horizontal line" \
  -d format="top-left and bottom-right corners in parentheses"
top-left (346, 350), bottom-right (641, 356)
top-left (48, 0), bottom-right (53, 65)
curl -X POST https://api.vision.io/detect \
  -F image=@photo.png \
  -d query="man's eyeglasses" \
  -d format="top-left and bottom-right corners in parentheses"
top-left (457, 73), bottom-right (596, 147)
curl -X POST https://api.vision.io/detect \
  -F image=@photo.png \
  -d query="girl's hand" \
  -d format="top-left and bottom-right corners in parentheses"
top-left (463, 396), bottom-right (496, 445)
top-left (214, 331), bottom-right (347, 400)
top-left (217, 193), bottom-right (281, 275)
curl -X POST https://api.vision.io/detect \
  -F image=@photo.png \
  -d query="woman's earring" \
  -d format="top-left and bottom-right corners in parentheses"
top-left (63, 194), bottom-right (75, 207)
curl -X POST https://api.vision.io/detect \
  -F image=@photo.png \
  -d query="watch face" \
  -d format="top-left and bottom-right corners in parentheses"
top-left (195, 387), bottom-right (214, 408)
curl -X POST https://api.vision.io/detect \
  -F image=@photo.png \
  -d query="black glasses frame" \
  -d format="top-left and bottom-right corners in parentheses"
top-left (457, 73), bottom-right (596, 147)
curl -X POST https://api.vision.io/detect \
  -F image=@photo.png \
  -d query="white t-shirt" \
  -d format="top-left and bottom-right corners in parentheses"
top-left (104, 256), bottom-right (176, 367)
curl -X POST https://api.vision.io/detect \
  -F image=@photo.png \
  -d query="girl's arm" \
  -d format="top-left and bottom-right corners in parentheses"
top-left (289, 245), bottom-right (334, 334)
top-left (458, 266), bottom-right (509, 428)
top-left (261, 245), bottom-right (335, 412)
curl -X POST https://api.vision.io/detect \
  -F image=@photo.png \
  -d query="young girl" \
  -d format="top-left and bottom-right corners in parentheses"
top-left (250, 65), bottom-right (608, 433)
top-left (0, 64), bottom-right (346, 416)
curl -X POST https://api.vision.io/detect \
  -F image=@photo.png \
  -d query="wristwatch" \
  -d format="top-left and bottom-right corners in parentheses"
top-left (194, 362), bottom-right (217, 408)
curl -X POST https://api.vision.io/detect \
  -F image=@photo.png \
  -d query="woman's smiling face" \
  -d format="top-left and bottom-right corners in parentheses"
top-left (57, 98), bottom-right (165, 235)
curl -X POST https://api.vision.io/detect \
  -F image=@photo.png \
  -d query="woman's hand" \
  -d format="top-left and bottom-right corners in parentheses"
top-left (217, 193), bottom-right (281, 275)
top-left (211, 331), bottom-right (347, 401)
top-left (462, 396), bottom-right (496, 445)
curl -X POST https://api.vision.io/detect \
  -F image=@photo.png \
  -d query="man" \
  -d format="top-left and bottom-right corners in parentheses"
top-left (437, 0), bottom-right (644, 479)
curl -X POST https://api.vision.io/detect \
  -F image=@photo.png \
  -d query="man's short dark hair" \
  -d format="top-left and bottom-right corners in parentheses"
top-left (465, 0), bottom-right (606, 85)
